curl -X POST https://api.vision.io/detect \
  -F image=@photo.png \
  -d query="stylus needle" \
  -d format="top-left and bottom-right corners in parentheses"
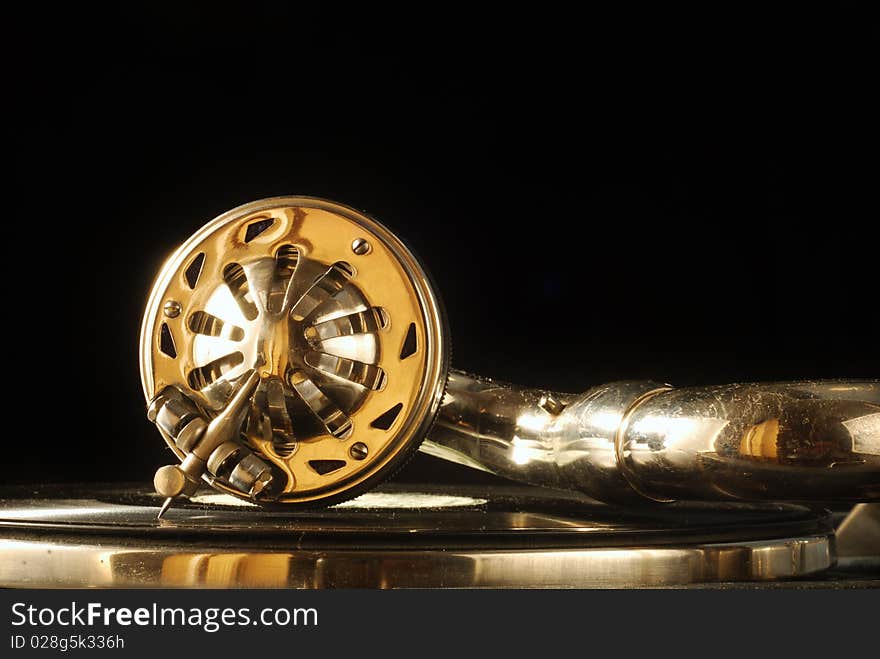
top-left (157, 497), bottom-right (174, 520)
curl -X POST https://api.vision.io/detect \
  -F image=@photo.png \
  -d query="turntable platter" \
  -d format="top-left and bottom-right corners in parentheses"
top-left (0, 483), bottom-right (834, 588)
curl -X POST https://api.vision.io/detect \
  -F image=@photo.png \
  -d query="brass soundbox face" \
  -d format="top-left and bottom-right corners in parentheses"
top-left (141, 197), bottom-right (449, 508)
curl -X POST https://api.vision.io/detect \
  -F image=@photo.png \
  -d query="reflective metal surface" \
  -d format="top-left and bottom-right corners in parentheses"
top-left (427, 373), bottom-right (880, 503)
top-left (141, 197), bottom-right (449, 510)
top-left (0, 485), bottom-right (836, 588)
top-left (140, 197), bottom-right (878, 510)
top-left (620, 381), bottom-right (880, 502)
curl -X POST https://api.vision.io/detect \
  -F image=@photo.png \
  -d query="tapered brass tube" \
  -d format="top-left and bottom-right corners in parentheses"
top-left (423, 371), bottom-right (880, 503)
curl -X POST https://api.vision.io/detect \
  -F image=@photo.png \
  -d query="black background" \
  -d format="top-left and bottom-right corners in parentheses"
top-left (10, 6), bottom-right (878, 485)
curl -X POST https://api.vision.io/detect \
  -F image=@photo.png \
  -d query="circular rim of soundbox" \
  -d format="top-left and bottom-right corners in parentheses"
top-left (140, 197), bottom-right (450, 507)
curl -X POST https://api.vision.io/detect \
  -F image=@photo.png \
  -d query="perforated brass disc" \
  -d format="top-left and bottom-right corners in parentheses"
top-left (140, 197), bottom-right (449, 506)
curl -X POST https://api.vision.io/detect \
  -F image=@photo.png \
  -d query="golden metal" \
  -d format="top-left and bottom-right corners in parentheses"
top-left (0, 484), bottom-right (838, 588)
top-left (426, 373), bottom-right (880, 503)
top-left (141, 196), bottom-right (877, 511)
top-left (0, 535), bottom-right (832, 588)
top-left (141, 197), bottom-right (449, 507)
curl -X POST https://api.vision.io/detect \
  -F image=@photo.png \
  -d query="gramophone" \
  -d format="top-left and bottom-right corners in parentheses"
top-left (1, 197), bottom-right (877, 588)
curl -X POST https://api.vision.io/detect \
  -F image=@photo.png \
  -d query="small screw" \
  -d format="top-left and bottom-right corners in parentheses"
top-left (349, 442), bottom-right (369, 460)
top-left (539, 394), bottom-right (566, 416)
top-left (163, 300), bottom-right (181, 318)
top-left (351, 238), bottom-right (371, 255)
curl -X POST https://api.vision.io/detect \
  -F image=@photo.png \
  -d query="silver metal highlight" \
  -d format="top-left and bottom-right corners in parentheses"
top-left (425, 372), bottom-right (880, 503)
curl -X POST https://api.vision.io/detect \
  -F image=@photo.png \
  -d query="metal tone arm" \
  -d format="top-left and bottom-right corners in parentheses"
top-left (424, 371), bottom-right (880, 503)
